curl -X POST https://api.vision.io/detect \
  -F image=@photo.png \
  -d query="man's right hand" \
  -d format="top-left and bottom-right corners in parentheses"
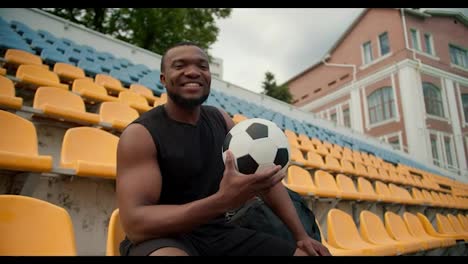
top-left (217, 150), bottom-right (285, 211)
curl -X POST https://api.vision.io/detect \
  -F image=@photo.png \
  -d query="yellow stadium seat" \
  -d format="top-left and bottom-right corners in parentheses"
top-left (316, 220), bottom-right (368, 256)
top-left (153, 93), bottom-right (167, 107)
top-left (436, 214), bottom-right (468, 241)
top-left (417, 212), bottom-right (461, 241)
top-left (285, 165), bottom-right (316, 196)
top-left (323, 155), bottom-right (343, 174)
top-left (313, 170), bottom-right (342, 199)
top-left (329, 148), bottom-right (342, 159)
top-left (60, 127), bottom-right (119, 179)
top-left (457, 214), bottom-right (468, 231)
top-left (388, 183), bottom-right (418, 205)
top-left (297, 133), bottom-right (310, 144)
top-left (99, 102), bottom-right (139, 131)
top-left (4, 49), bottom-right (47, 68)
top-left (340, 159), bottom-right (356, 176)
top-left (72, 78), bottom-right (118, 104)
top-left (284, 129), bottom-right (297, 140)
top-left (16, 64), bottom-right (68, 90)
top-left (33, 86), bottom-right (100, 125)
top-left (106, 209), bottom-right (125, 256)
top-left (410, 187), bottom-right (430, 205)
top-left (314, 144), bottom-right (330, 156)
top-left (0, 194), bottom-right (77, 256)
top-left (357, 177), bottom-right (382, 202)
top-left (118, 90), bottom-right (152, 113)
top-left (375, 181), bottom-right (401, 204)
top-left (360, 210), bottom-right (422, 255)
top-left (403, 212), bottom-right (456, 248)
top-left (129, 83), bottom-right (157, 104)
top-left (327, 208), bottom-right (399, 256)
top-left (0, 75), bottom-right (23, 109)
top-left (335, 174), bottom-right (366, 201)
top-left (421, 189), bottom-right (437, 207)
top-left (94, 73), bottom-right (126, 94)
top-left (445, 214), bottom-right (468, 241)
top-left (304, 151), bottom-right (326, 170)
top-left (297, 138), bottom-right (315, 152)
top-left (232, 114), bottom-right (247, 124)
top-left (0, 110), bottom-right (52, 172)
top-left (430, 191), bottom-right (448, 208)
top-left (286, 134), bottom-right (301, 149)
top-left (384, 211), bottom-right (438, 251)
top-left (53, 62), bottom-right (88, 84)
top-left (354, 162), bottom-right (372, 179)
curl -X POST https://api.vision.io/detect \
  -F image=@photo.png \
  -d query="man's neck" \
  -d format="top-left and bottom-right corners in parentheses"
top-left (164, 100), bottom-right (201, 125)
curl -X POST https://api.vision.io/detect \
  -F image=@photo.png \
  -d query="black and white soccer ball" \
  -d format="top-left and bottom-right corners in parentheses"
top-left (222, 118), bottom-right (290, 175)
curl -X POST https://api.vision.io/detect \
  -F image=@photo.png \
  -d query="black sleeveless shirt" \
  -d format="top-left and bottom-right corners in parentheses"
top-left (131, 105), bottom-right (228, 205)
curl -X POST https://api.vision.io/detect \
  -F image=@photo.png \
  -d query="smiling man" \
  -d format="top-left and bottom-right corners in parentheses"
top-left (115, 42), bottom-right (331, 256)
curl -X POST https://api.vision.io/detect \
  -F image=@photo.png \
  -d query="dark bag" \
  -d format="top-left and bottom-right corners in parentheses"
top-left (226, 187), bottom-right (321, 243)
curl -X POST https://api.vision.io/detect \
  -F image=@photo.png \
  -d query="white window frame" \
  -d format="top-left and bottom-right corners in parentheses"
top-left (456, 83), bottom-right (468, 128)
top-left (449, 43), bottom-right (468, 70)
top-left (410, 28), bottom-right (421, 51)
top-left (361, 41), bottom-right (373, 66)
top-left (427, 130), bottom-right (459, 172)
top-left (422, 80), bottom-right (450, 122)
top-left (377, 32), bottom-right (390, 57)
top-left (423, 32), bottom-right (435, 56)
top-left (363, 74), bottom-right (400, 130)
top-left (380, 131), bottom-right (403, 152)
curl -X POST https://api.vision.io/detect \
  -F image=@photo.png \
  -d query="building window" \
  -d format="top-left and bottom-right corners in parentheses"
top-left (388, 137), bottom-right (400, 151)
top-left (424, 33), bottom-right (434, 55)
top-left (378, 32), bottom-right (390, 56)
top-left (367, 86), bottom-right (395, 124)
top-left (449, 44), bottom-right (468, 68)
top-left (362, 41), bottom-right (373, 64)
top-left (330, 112), bottom-right (337, 124)
top-left (462, 94), bottom-right (468, 123)
top-left (423, 82), bottom-right (444, 118)
top-left (410, 29), bottom-right (421, 51)
top-left (430, 135), bottom-right (440, 167)
top-left (444, 136), bottom-right (455, 168)
top-left (343, 108), bottom-right (351, 128)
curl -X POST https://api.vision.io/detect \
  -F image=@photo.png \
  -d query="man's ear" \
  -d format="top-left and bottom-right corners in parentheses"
top-left (160, 73), bottom-right (166, 86)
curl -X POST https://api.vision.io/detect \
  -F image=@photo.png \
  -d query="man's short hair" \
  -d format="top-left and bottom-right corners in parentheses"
top-left (160, 41), bottom-right (206, 72)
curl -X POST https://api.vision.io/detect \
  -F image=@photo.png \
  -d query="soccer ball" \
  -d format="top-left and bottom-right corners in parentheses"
top-left (222, 118), bottom-right (290, 175)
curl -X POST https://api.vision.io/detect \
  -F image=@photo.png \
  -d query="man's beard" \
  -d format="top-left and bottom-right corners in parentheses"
top-left (167, 90), bottom-right (209, 109)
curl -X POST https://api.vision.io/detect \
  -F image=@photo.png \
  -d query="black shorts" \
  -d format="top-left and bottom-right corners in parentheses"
top-left (120, 218), bottom-right (296, 256)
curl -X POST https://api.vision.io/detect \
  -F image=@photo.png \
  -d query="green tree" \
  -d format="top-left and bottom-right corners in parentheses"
top-left (39, 8), bottom-right (231, 59)
top-left (261, 71), bottom-right (292, 104)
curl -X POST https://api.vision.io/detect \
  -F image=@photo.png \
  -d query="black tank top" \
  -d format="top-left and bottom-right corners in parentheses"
top-left (131, 105), bottom-right (228, 205)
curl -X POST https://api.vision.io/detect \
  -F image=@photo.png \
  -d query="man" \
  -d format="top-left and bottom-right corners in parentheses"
top-left (116, 41), bottom-right (331, 256)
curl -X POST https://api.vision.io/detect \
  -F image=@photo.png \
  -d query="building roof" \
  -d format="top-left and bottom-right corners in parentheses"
top-left (284, 8), bottom-right (468, 86)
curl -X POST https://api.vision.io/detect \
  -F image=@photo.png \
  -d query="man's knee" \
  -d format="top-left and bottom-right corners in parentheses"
top-left (149, 247), bottom-right (189, 256)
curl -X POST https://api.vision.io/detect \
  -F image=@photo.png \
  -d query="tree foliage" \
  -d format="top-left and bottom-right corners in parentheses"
top-left (261, 71), bottom-right (292, 104)
top-left (39, 8), bottom-right (231, 58)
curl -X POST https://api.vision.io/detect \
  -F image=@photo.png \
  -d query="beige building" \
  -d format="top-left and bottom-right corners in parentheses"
top-left (286, 8), bottom-right (468, 179)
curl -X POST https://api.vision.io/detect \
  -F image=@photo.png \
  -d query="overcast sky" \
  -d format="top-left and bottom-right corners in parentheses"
top-left (209, 8), bottom-right (468, 94)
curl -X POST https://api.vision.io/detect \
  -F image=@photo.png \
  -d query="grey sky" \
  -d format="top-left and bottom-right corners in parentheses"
top-left (210, 8), bottom-right (468, 94)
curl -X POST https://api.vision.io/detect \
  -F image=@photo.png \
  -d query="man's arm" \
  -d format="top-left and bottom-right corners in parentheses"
top-left (261, 182), bottom-right (331, 256)
top-left (117, 123), bottom-right (283, 244)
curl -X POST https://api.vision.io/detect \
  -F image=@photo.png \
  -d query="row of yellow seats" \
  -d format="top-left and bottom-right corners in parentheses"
top-left (0, 109), bottom-right (118, 178)
top-left (289, 147), bottom-right (445, 193)
top-left (284, 165), bottom-right (468, 210)
top-left (0, 77), bottom-right (167, 130)
top-left (321, 208), bottom-right (467, 256)
top-left (3, 194), bottom-right (466, 256)
top-left (2, 66), bottom-right (165, 110)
